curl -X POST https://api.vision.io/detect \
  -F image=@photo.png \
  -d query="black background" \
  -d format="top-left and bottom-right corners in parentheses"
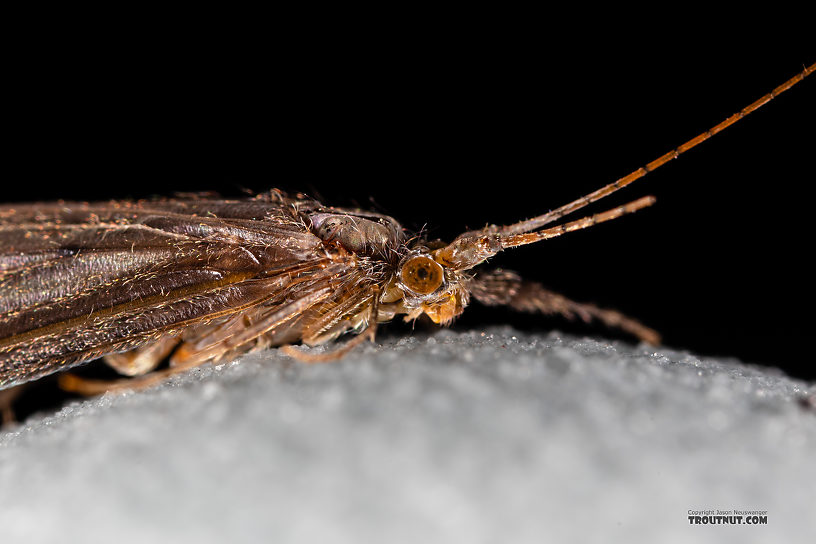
top-left (5, 37), bottom-right (814, 380)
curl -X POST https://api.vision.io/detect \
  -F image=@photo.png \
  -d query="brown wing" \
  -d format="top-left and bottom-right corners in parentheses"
top-left (0, 192), bottom-right (347, 388)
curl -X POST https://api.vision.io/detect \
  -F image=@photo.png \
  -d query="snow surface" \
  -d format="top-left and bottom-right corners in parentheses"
top-left (1, 327), bottom-right (814, 544)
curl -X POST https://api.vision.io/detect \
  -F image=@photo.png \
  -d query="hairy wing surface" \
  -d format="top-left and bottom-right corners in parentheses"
top-left (0, 194), bottom-right (342, 387)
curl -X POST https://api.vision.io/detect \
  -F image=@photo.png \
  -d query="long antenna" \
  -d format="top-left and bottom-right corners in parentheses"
top-left (500, 63), bottom-right (814, 236)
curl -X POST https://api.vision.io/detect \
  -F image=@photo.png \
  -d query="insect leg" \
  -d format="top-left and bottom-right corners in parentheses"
top-left (59, 287), bottom-right (335, 395)
top-left (60, 336), bottom-right (181, 395)
top-left (168, 286), bottom-right (335, 367)
top-left (58, 344), bottom-right (224, 395)
top-left (469, 269), bottom-right (660, 345)
top-left (103, 335), bottom-right (182, 376)
top-left (0, 385), bottom-right (24, 425)
top-left (281, 286), bottom-right (381, 363)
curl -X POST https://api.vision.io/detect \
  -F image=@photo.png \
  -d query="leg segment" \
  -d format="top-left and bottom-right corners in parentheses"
top-left (104, 335), bottom-right (181, 376)
top-left (59, 287), bottom-right (335, 395)
top-left (281, 286), bottom-right (381, 363)
top-left (0, 385), bottom-right (24, 425)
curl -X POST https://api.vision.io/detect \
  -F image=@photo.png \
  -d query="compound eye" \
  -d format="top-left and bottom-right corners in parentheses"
top-left (400, 255), bottom-right (444, 295)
